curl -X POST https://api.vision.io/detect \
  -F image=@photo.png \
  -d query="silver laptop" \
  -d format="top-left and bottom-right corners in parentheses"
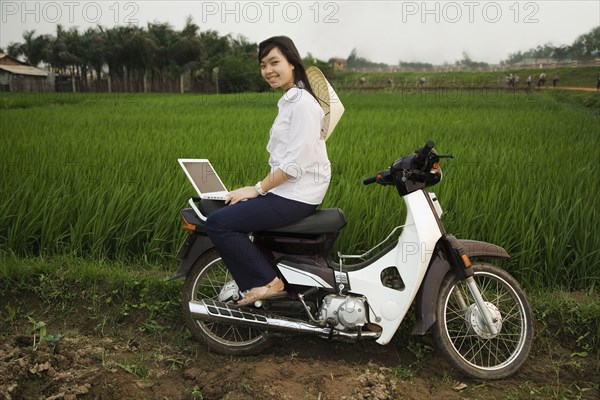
top-left (178, 159), bottom-right (229, 201)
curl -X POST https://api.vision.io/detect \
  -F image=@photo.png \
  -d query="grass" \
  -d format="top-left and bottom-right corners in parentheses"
top-left (1, 89), bottom-right (599, 291)
top-left (1, 254), bottom-right (598, 399)
top-left (0, 254), bottom-right (182, 339)
top-left (333, 66), bottom-right (600, 90)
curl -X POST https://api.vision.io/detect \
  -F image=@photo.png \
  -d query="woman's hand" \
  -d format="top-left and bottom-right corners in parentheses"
top-left (225, 186), bottom-right (259, 205)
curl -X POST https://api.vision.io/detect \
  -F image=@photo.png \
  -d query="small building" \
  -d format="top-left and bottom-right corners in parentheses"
top-left (0, 53), bottom-right (51, 92)
top-left (329, 58), bottom-right (346, 72)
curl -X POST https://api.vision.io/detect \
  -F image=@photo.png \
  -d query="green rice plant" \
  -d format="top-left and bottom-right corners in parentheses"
top-left (334, 66), bottom-right (600, 90)
top-left (0, 90), bottom-right (598, 291)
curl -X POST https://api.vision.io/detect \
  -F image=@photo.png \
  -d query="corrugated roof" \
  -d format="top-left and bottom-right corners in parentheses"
top-left (0, 64), bottom-right (48, 77)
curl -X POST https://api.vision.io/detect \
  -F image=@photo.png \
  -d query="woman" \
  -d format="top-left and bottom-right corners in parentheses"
top-left (205, 36), bottom-right (330, 306)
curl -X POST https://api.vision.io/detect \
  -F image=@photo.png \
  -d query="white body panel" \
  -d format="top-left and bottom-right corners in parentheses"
top-left (347, 190), bottom-right (443, 344)
top-left (279, 263), bottom-right (334, 289)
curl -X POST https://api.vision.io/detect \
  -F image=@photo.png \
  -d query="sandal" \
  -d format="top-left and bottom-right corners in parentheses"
top-left (236, 277), bottom-right (285, 306)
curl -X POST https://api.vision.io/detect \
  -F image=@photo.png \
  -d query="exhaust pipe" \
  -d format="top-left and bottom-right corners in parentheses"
top-left (188, 299), bottom-right (380, 340)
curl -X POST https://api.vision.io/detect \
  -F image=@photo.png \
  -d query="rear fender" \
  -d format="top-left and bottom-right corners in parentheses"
top-left (170, 234), bottom-right (215, 280)
top-left (411, 236), bottom-right (510, 335)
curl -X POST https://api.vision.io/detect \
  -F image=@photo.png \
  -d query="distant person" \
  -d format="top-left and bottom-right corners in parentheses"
top-left (527, 75), bottom-right (533, 89)
top-left (387, 77), bottom-right (393, 88)
top-left (538, 71), bottom-right (546, 87)
top-left (359, 76), bottom-right (366, 88)
top-left (508, 73), bottom-right (516, 88)
top-left (419, 77), bottom-right (426, 87)
top-left (552, 74), bottom-right (560, 88)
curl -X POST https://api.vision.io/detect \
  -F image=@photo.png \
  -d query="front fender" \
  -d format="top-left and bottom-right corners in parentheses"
top-left (411, 246), bottom-right (451, 335)
top-left (411, 237), bottom-right (509, 335)
top-left (170, 234), bottom-right (215, 280)
top-left (459, 239), bottom-right (510, 259)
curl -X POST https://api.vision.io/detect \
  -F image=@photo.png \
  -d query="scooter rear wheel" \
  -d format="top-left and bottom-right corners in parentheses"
top-left (434, 263), bottom-right (533, 379)
top-left (182, 249), bottom-right (272, 355)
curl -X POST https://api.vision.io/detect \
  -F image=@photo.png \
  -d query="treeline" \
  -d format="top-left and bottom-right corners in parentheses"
top-left (503, 26), bottom-right (600, 64)
top-left (346, 48), bottom-right (388, 70)
top-left (3, 17), bottom-right (331, 93)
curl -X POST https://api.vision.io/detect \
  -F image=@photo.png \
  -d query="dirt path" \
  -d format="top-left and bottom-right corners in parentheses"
top-left (551, 86), bottom-right (599, 92)
top-left (1, 308), bottom-right (598, 400)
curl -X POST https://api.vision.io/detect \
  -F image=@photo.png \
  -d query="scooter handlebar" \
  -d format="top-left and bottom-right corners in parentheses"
top-left (416, 140), bottom-right (435, 159)
top-left (363, 176), bottom-right (378, 185)
top-left (364, 169), bottom-right (392, 185)
top-left (364, 140), bottom-right (441, 186)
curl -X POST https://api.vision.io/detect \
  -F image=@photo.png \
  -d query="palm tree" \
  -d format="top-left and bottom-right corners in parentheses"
top-left (8, 30), bottom-right (52, 67)
top-left (102, 25), bottom-right (152, 91)
top-left (146, 22), bottom-right (178, 91)
top-left (171, 16), bottom-right (203, 93)
top-left (81, 27), bottom-right (106, 89)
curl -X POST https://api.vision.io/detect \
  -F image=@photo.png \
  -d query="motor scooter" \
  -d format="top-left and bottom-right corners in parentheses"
top-left (173, 141), bottom-right (533, 379)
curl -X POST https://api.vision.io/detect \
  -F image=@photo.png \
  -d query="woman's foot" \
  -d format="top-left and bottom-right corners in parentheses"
top-left (236, 277), bottom-right (285, 306)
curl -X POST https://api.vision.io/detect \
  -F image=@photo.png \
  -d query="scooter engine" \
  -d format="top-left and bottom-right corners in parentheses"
top-left (318, 294), bottom-right (367, 331)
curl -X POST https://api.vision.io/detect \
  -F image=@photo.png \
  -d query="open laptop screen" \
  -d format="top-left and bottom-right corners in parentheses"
top-left (178, 159), bottom-right (227, 196)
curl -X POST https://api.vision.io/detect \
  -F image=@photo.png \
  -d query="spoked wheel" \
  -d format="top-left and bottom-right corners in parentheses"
top-left (182, 249), bottom-right (272, 355)
top-left (434, 263), bottom-right (533, 379)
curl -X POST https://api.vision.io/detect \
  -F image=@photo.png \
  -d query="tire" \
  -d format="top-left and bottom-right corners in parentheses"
top-left (182, 248), bottom-right (272, 355)
top-left (433, 263), bottom-right (533, 379)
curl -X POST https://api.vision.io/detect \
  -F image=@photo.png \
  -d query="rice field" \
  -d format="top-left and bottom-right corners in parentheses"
top-left (1, 89), bottom-right (598, 290)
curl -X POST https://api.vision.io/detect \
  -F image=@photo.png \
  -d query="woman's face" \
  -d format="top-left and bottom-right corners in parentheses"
top-left (260, 47), bottom-right (295, 90)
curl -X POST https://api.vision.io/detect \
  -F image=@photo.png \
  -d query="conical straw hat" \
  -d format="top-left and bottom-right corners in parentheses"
top-left (306, 66), bottom-right (345, 141)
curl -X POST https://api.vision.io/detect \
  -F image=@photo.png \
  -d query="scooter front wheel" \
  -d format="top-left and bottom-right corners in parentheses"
top-left (434, 263), bottom-right (533, 379)
top-left (182, 249), bottom-right (272, 355)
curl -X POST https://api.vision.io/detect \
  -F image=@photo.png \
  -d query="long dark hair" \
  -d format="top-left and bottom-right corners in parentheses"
top-left (258, 36), bottom-right (317, 100)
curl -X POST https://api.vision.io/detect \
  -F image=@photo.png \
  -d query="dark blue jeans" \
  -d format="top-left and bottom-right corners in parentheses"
top-left (205, 193), bottom-right (317, 291)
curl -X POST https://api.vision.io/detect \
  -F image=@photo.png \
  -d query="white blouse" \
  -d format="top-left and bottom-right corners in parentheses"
top-left (266, 87), bottom-right (330, 205)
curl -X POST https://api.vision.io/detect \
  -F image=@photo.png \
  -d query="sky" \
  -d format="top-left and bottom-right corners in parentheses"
top-left (1, 0), bottom-right (599, 65)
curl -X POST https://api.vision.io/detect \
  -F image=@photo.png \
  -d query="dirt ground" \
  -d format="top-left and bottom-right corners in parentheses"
top-left (1, 295), bottom-right (598, 400)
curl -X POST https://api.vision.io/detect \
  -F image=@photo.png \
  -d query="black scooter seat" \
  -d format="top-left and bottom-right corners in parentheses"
top-left (193, 200), bottom-right (347, 235)
top-left (263, 208), bottom-right (347, 235)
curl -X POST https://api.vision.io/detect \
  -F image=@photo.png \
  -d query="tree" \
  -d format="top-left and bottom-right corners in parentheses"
top-left (8, 30), bottom-right (52, 66)
top-left (217, 35), bottom-right (264, 93)
top-left (303, 53), bottom-right (333, 77)
top-left (503, 26), bottom-right (600, 64)
top-left (172, 16), bottom-right (203, 92)
top-left (346, 48), bottom-right (388, 70)
top-left (200, 30), bottom-right (233, 74)
top-left (6, 42), bottom-right (23, 59)
top-left (218, 54), bottom-right (261, 93)
top-left (146, 22), bottom-right (179, 90)
top-left (5, 18), bottom-right (272, 93)
top-left (82, 27), bottom-right (106, 84)
top-left (398, 61), bottom-right (433, 70)
top-left (456, 51), bottom-right (488, 70)
top-left (552, 45), bottom-right (571, 61)
top-left (570, 26), bottom-right (600, 60)
top-left (50, 25), bottom-right (81, 75)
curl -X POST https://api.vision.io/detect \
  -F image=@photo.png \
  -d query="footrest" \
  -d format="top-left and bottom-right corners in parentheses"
top-left (232, 291), bottom-right (288, 308)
